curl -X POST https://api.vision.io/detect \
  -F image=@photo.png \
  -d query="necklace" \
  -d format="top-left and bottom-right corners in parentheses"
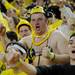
top-left (32, 30), bottom-right (50, 46)
top-left (32, 20), bottom-right (63, 46)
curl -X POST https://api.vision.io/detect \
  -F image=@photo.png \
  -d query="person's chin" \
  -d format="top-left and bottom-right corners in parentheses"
top-left (70, 56), bottom-right (75, 60)
top-left (36, 30), bottom-right (41, 34)
top-left (35, 28), bottom-right (41, 34)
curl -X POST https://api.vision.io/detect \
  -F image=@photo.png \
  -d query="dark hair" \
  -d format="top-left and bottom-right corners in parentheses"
top-left (26, 3), bottom-right (36, 10)
top-left (18, 24), bottom-right (31, 32)
top-left (70, 33), bottom-right (75, 39)
top-left (0, 3), bottom-right (7, 13)
top-left (32, 0), bottom-right (36, 2)
top-left (7, 0), bottom-right (14, 3)
top-left (45, 11), bottom-right (53, 18)
top-left (6, 31), bottom-right (18, 41)
top-left (46, 6), bottom-right (61, 19)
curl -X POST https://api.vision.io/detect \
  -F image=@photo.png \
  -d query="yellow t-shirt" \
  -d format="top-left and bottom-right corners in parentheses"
top-left (1, 69), bottom-right (27, 75)
top-left (0, 41), bottom-right (5, 52)
top-left (0, 11), bottom-right (10, 31)
top-left (1, 69), bottom-right (15, 75)
top-left (23, 0), bottom-right (32, 8)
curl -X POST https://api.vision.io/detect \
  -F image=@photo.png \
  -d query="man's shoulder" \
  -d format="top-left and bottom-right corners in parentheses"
top-left (50, 30), bottom-right (62, 37)
top-left (49, 30), bottom-right (68, 41)
top-left (20, 35), bottom-right (32, 41)
top-left (19, 35), bottom-right (32, 47)
top-left (24, 35), bottom-right (32, 39)
top-left (48, 30), bottom-right (62, 44)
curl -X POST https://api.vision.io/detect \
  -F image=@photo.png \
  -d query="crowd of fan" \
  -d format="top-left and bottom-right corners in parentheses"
top-left (0, 0), bottom-right (75, 75)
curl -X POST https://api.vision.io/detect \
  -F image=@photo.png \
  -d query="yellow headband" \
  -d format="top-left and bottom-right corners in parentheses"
top-left (16, 19), bottom-right (32, 33)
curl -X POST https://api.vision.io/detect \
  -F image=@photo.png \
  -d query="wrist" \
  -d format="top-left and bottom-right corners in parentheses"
top-left (48, 51), bottom-right (55, 61)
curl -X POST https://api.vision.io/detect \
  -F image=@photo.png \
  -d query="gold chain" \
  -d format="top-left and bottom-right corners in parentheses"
top-left (32, 30), bottom-right (51, 46)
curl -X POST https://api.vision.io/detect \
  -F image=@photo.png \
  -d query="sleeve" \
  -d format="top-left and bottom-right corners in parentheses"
top-left (36, 66), bottom-right (52, 75)
top-left (36, 65), bottom-right (69, 75)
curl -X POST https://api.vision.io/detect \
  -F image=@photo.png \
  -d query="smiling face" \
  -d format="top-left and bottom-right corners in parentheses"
top-left (30, 13), bottom-right (48, 35)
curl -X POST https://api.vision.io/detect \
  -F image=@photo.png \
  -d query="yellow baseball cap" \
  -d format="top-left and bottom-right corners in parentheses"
top-left (30, 6), bottom-right (45, 14)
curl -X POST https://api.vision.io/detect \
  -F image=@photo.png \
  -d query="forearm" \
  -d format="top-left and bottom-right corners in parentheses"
top-left (54, 54), bottom-right (70, 64)
top-left (2, 13), bottom-right (9, 20)
top-left (47, 49), bottom-right (70, 64)
top-left (18, 60), bottom-right (37, 75)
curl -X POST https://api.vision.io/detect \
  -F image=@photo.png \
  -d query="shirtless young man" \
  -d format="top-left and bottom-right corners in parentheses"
top-left (4, 6), bottom-right (69, 69)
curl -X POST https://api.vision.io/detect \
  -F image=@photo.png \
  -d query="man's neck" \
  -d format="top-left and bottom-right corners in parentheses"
top-left (35, 29), bottom-right (48, 36)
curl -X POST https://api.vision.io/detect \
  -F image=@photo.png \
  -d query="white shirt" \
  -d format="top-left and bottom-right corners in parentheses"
top-left (58, 24), bottom-right (71, 40)
top-left (60, 6), bottom-right (75, 19)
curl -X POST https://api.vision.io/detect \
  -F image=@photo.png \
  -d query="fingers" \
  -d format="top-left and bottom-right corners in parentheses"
top-left (5, 48), bottom-right (20, 65)
top-left (42, 47), bottom-right (49, 57)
